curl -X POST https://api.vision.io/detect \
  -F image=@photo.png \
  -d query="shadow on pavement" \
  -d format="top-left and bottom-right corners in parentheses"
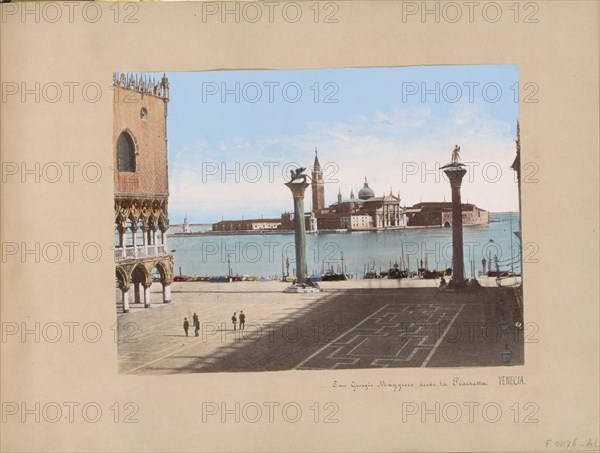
top-left (136, 287), bottom-right (524, 374)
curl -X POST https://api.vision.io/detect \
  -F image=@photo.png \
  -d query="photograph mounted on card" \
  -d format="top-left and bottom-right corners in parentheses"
top-left (111, 65), bottom-right (525, 375)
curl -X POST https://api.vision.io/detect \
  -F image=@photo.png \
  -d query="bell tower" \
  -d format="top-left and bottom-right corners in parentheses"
top-left (311, 147), bottom-right (325, 213)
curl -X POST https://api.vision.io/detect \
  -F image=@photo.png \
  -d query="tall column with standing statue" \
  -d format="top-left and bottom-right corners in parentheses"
top-left (441, 145), bottom-right (468, 287)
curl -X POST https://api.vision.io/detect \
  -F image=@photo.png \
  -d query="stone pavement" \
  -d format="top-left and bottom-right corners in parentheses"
top-left (117, 280), bottom-right (523, 375)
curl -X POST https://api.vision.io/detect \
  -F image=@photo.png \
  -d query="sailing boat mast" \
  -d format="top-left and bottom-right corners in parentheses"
top-left (401, 240), bottom-right (406, 271)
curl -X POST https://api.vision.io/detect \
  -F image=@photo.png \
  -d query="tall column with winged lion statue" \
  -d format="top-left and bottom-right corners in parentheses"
top-left (285, 167), bottom-right (310, 284)
top-left (284, 166), bottom-right (321, 292)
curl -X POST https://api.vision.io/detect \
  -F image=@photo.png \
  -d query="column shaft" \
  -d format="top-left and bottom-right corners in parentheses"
top-left (143, 284), bottom-right (151, 308)
top-left (122, 288), bottom-right (130, 313)
top-left (285, 180), bottom-right (310, 285)
top-left (293, 197), bottom-right (308, 283)
top-left (163, 283), bottom-right (171, 303)
top-left (443, 166), bottom-right (467, 285)
top-left (451, 183), bottom-right (465, 282)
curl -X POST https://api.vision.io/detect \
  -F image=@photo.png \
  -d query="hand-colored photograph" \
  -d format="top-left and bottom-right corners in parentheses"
top-left (112, 65), bottom-right (524, 374)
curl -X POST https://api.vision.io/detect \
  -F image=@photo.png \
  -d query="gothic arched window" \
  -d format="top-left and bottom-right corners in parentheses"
top-left (117, 131), bottom-right (138, 172)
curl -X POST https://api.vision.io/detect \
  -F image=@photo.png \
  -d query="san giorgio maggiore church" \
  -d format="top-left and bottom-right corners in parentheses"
top-left (304, 151), bottom-right (407, 231)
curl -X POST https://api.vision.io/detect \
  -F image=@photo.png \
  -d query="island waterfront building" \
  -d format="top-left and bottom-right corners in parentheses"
top-left (212, 218), bottom-right (282, 232)
top-left (406, 202), bottom-right (489, 227)
top-left (308, 151), bottom-right (407, 231)
top-left (323, 179), bottom-right (406, 229)
top-left (113, 73), bottom-right (174, 313)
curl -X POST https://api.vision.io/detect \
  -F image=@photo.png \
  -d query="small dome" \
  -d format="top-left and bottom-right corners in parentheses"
top-left (358, 177), bottom-right (375, 200)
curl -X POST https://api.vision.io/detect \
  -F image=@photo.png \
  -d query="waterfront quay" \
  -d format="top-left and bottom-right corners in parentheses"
top-left (117, 279), bottom-right (523, 374)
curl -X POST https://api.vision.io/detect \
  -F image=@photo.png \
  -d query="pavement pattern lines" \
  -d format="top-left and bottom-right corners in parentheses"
top-left (294, 303), bottom-right (465, 370)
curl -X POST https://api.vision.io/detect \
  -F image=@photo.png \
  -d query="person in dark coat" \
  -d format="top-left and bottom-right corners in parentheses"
top-left (193, 313), bottom-right (199, 337)
top-left (231, 312), bottom-right (237, 331)
top-left (239, 311), bottom-right (246, 330)
top-left (183, 318), bottom-right (190, 336)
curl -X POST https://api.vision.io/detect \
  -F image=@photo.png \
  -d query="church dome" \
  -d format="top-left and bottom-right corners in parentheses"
top-left (358, 177), bottom-right (375, 200)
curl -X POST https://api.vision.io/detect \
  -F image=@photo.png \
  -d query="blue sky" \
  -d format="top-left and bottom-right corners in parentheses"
top-left (152, 65), bottom-right (520, 224)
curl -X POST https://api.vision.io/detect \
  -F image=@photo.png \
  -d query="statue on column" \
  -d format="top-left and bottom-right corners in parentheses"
top-left (289, 167), bottom-right (308, 183)
top-left (451, 145), bottom-right (461, 163)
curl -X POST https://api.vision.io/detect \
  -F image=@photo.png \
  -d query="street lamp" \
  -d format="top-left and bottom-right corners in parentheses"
top-left (496, 274), bottom-right (508, 333)
top-left (501, 344), bottom-right (512, 364)
top-left (227, 254), bottom-right (232, 278)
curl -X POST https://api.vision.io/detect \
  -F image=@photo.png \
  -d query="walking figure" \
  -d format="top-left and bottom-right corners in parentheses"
top-left (231, 312), bottom-right (237, 331)
top-left (183, 318), bottom-right (189, 337)
top-left (239, 311), bottom-right (246, 330)
top-left (192, 312), bottom-right (200, 337)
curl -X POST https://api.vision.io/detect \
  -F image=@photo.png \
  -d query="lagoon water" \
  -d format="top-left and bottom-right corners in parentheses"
top-left (167, 212), bottom-right (520, 278)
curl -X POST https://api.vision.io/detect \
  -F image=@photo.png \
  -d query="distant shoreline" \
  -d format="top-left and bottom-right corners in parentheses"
top-left (167, 223), bottom-right (495, 238)
top-left (167, 212), bottom-right (518, 238)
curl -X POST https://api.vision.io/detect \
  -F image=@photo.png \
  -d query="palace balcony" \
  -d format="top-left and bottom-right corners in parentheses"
top-left (114, 244), bottom-right (167, 261)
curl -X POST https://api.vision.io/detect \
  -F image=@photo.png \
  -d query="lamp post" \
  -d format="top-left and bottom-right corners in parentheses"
top-left (496, 274), bottom-right (508, 330)
top-left (501, 344), bottom-right (512, 364)
top-left (340, 251), bottom-right (345, 275)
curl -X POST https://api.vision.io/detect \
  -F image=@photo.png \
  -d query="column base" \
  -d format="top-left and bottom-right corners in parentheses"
top-left (440, 278), bottom-right (481, 290)
top-left (283, 282), bottom-right (322, 293)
